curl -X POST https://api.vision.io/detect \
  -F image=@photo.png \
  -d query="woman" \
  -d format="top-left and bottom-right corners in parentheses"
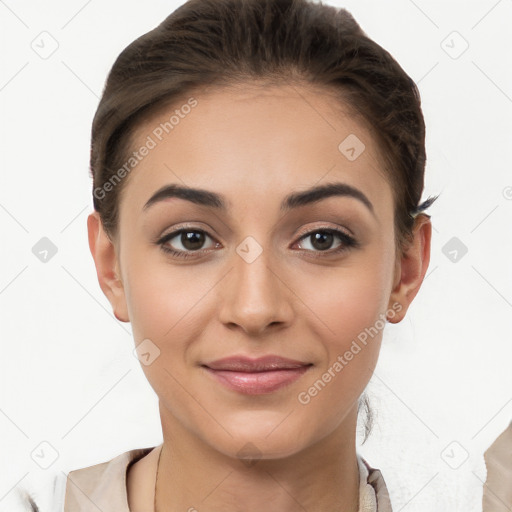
top-left (19, 0), bottom-right (435, 510)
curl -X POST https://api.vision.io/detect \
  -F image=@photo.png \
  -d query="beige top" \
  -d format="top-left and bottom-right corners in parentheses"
top-left (482, 421), bottom-right (512, 511)
top-left (62, 446), bottom-right (392, 512)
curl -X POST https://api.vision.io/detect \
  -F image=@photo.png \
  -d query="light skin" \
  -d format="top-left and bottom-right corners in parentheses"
top-left (88, 82), bottom-right (431, 512)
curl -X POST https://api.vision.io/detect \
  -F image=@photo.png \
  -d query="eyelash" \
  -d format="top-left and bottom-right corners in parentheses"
top-left (156, 226), bottom-right (359, 260)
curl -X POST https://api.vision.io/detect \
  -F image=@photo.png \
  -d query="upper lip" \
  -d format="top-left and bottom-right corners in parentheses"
top-left (203, 355), bottom-right (311, 372)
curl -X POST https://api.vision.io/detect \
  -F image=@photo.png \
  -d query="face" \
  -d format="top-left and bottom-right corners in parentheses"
top-left (93, 83), bottom-right (416, 461)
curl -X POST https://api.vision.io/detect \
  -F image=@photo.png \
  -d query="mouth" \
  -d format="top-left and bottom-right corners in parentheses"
top-left (201, 355), bottom-right (312, 395)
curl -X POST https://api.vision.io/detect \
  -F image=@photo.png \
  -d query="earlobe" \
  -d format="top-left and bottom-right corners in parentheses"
top-left (387, 214), bottom-right (432, 324)
top-left (87, 211), bottom-right (130, 322)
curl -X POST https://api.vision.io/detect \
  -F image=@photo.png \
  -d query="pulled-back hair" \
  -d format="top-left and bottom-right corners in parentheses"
top-left (91, 0), bottom-right (435, 244)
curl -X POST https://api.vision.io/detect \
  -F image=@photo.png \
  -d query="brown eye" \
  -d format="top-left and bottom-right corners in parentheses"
top-left (309, 231), bottom-right (335, 251)
top-left (296, 228), bottom-right (358, 256)
top-left (180, 231), bottom-right (206, 251)
top-left (157, 229), bottom-right (218, 259)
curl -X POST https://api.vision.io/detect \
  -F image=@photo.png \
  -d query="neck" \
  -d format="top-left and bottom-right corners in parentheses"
top-left (155, 403), bottom-right (361, 512)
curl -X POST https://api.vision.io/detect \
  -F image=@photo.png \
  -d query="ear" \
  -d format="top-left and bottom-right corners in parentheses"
top-left (87, 211), bottom-right (129, 322)
top-left (387, 214), bottom-right (432, 323)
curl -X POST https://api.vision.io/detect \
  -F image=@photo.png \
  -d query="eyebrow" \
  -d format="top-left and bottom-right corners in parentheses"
top-left (142, 182), bottom-right (374, 215)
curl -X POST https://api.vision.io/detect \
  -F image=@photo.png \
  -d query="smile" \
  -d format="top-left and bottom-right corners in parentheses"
top-left (202, 355), bottom-right (312, 395)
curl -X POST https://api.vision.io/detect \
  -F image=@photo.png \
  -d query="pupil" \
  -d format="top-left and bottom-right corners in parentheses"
top-left (182, 231), bottom-right (204, 250)
top-left (312, 231), bottom-right (333, 250)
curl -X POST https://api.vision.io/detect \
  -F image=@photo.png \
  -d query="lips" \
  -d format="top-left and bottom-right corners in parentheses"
top-left (204, 355), bottom-right (309, 372)
top-left (202, 355), bottom-right (312, 395)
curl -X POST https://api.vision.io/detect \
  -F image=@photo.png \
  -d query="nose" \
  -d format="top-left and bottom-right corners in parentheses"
top-left (217, 243), bottom-right (294, 337)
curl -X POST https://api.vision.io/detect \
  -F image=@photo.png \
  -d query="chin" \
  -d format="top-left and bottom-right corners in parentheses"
top-left (215, 435), bottom-right (307, 463)
top-left (199, 412), bottom-right (315, 461)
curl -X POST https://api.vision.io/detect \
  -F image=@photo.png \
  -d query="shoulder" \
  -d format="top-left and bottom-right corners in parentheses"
top-left (2, 446), bottom-right (156, 512)
top-left (64, 446), bottom-right (156, 512)
top-left (357, 454), bottom-right (393, 512)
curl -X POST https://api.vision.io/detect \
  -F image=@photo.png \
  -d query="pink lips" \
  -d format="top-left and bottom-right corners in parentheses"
top-left (202, 355), bottom-right (312, 395)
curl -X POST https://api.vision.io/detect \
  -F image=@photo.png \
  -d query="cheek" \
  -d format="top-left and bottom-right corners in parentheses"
top-left (299, 243), bottom-right (394, 346)
top-left (299, 273), bottom-right (385, 387)
top-left (294, 242), bottom-right (394, 403)
top-left (294, 277), bottom-right (387, 437)
top-left (122, 245), bottom-right (213, 344)
top-left (122, 258), bottom-right (213, 419)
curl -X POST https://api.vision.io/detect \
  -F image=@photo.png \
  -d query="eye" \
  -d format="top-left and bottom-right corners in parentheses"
top-left (294, 228), bottom-right (358, 256)
top-left (156, 226), bottom-right (359, 260)
top-left (157, 228), bottom-right (219, 259)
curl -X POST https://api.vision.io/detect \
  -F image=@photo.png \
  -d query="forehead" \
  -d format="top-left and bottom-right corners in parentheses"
top-left (120, 82), bottom-right (393, 218)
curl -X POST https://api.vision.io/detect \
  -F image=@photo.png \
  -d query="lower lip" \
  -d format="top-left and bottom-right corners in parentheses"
top-left (203, 366), bottom-right (310, 395)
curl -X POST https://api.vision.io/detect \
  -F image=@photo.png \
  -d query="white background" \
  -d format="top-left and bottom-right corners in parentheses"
top-left (1, 0), bottom-right (511, 510)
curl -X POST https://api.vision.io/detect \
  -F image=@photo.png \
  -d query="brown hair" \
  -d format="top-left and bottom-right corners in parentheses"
top-left (91, 0), bottom-right (436, 242)
top-left (89, 0), bottom-right (436, 441)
